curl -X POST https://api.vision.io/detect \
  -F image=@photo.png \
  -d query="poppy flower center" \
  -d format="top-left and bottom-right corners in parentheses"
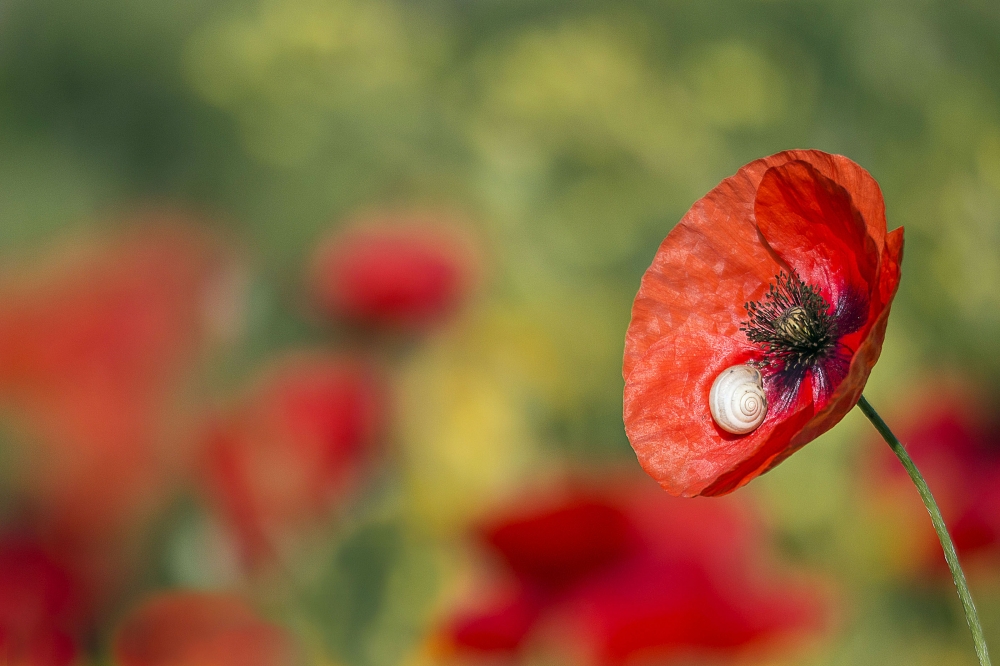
top-left (741, 272), bottom-right (837, 373)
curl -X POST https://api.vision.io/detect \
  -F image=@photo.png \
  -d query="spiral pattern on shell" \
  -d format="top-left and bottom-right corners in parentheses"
top-left (709, 365), bottom-right (767, 435)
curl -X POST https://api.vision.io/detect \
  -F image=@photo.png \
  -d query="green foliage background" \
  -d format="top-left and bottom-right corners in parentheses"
top-left (3, 1), bottom-right (1000, 664)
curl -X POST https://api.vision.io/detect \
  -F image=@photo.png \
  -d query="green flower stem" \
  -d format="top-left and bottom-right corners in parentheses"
top-left (857, 395), bottom-right (992, 666)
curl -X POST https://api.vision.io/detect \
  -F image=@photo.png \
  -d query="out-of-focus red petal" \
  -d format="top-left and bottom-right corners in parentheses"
top-left (484, 498), bottom-right (635, 591)
top-left (310, 214), bottom-right (476, 330)
top-left (0, 627), bottom-right (77, 666)
top-left (0, 221), bottom-right (231, 405)
top-left (866, 379), bottom-right (1000, 570)
top-left (0, 540), bottom-right (80, 666)
top-left (201, 352), bottom-right (383, 568)
top-left (754, 160), bottom-right (879, 306)
top-left (0, 217), bottom-right (237, 611)
top-left (565, 555), bottom-right (822, 665)
top-left (445, 478), bottom-right (828, 663)
top-left (113, 592), bottom-right (299, 666)
top-left (448, 590), bottom-right (544, 653)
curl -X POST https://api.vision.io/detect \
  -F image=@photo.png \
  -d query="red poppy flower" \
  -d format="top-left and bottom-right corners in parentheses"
top-left (623, 150), bottom-right (904, 497)
top-left (0, 539), bottom-right (80, 666)
top-left (201, 352), bottom-right (383, 567)
top-left (444, 478), bottom-right (825, 664)
top-left (309, 213), bottom-right (475, 330)
top-left (868, 381), bottom-right (1000, 569)
top-left (0, 217), bottom-right (237, 607)
top-left (113, 591), bottom-right (299, 666)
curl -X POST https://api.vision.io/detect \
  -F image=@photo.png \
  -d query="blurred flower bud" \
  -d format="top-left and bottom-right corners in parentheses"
top-left (0, 214), bottom-right (240, 610)
top-left (201, 352), bottom-right (383, 567)
top-left (113, 592), bottom-right (300, 666)
top-left (309, 213), bottom-right (477, 331)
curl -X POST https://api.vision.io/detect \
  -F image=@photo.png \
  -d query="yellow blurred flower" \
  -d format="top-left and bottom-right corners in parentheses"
top-left (397, 308), bottom-right (549, 532)
top-left (473, 17), bottom-right (726, 196)
top-left (685, 40), bottom-right (792, 129)
top-left (184, 0), bottom-right (441, 166)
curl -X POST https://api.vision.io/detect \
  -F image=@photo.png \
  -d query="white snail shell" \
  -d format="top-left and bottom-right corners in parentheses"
top-left (709, 365), bottom-right (767, 435)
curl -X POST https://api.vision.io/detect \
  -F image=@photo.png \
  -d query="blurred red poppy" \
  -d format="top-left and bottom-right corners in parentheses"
top-left (0, 217), bottom-right (237, 608)
top-left (869, 382), bottom-right (1000, 568)
top-left (113, 591), bottom-right (299, 666)
top-left (624, 150), bottom-right (904, 497)
top-left (201, 352), bottom-right (383, 567)
top-left (0, 538), bottom-right (80, 666)
top-left (444, 478), bottom-right (825, 664)
top-left (310, 213), bottom-right (475, 331)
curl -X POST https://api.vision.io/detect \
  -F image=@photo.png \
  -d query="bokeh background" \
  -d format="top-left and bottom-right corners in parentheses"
top-left (1, 0), bottom-right (1000, 664)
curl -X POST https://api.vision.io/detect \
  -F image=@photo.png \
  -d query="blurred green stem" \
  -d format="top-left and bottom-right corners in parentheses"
top-left (858, 395), bottom-right (991, 666)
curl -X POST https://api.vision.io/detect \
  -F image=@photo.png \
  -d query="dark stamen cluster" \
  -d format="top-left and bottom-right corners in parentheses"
top-left (741, 272), bottom-right (837, 372)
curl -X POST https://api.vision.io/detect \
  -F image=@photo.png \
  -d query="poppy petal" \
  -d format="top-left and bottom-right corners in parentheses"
top-left (485, 500), bottom-right (634, 591)
top-left (756, 151), bottom-right (889, 253)
top-left (754, 160), bottom-right (880, 307)
top-left (623, 175), bottom-right (784, 383)
top-left (624, 150), bottom-right (902, 497)
top-left (777, 226), bottom-right (903, 460)
top-left (722, 229), bottom-right (902, 490)
top-left (624, 149), bottom-right (886, 384)
top-left (448, 591), bottom-right (544, 653)
top-left (446, 480), bottom-right (828, 664)
top-left (624, 330), bottom-right (813, 497)
top-left (878, 227), bottom-right (905, 309)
